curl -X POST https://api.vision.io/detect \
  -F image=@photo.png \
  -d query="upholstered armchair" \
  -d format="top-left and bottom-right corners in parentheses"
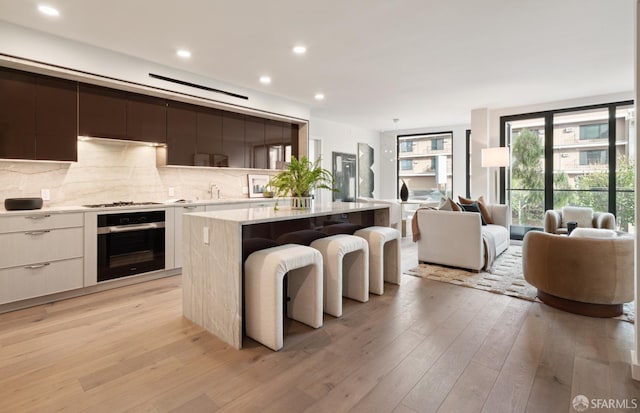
top-left (544, 206), bottom-right (615, 234)
top-left (523, 230), bottom-right (633, 317)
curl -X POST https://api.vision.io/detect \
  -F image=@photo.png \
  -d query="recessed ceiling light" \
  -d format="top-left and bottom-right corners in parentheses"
top-left (293, 45), bottom-right (307, 55)
top-left (314, 93), bottom-right (325, 101)
top-left (259, 76), bottom-right (271, 84)
top-left (38, 4), bottom-right (59, 16)
top-left (176, 49), bottom-right (191, 58)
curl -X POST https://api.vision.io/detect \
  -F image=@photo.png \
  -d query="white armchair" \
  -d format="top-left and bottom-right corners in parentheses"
top-left (416, 204), bottom-right (510, 271)
top-left (544, 206), bottom-right (615, 234)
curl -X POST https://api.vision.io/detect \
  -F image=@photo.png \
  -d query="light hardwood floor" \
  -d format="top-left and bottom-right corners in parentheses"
top-left (1, 238), bottom-right (638, 413)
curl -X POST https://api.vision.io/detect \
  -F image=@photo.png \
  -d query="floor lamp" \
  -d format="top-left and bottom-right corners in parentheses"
top-left (481, 147), bottom-right (510, 204)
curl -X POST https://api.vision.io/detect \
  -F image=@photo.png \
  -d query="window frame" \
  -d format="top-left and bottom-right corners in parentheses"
top-left (579, 149), bottom-right (608, 166)
top-left (396, 131), bottom-right (454, 200)
top-left (579, 123), bottom-right (608, 140)
top-left (500, 99), bottom-right (633, 235)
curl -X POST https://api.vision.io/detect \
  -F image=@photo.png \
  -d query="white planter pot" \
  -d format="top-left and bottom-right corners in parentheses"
top-left (290, 197), bottom-right (312, 209)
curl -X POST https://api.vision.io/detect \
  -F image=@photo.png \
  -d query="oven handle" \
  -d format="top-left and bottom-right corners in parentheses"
top-left (98, 222), bottom-right (165, 234)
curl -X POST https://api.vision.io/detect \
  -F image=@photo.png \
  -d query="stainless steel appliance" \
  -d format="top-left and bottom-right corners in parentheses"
top-left (97, 210), bottom-right (165, 282)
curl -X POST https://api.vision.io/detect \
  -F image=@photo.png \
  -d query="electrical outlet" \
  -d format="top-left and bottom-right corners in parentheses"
top-left (242, 187), bottom-right (249, 194)
top-left (203, 227), bottom-right (209, 245)
top-left (168, 187), bottom-right (175, 197)
top-left (41, 189), bottom-right (51, 201)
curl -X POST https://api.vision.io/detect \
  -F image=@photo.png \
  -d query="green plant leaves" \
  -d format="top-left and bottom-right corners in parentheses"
top-left (268, 156), bottom-right (336, 198)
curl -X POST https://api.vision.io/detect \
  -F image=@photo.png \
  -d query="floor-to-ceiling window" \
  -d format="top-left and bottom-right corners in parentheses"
top-left (504, 117), bottom-right (547, 236)
top-left (502, 101), bottom-right (634, 239)
top-left (397, 132), bottom-right (453, 201)
top-left (615, 104), bottom-right (636, 232)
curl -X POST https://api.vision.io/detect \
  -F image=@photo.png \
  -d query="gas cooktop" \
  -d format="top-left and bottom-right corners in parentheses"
top-left (83, 201), bottom-right (161, 208)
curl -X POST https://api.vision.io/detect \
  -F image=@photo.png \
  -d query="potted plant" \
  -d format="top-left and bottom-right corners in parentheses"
top-left (268, 156), bottom-right (335, 209)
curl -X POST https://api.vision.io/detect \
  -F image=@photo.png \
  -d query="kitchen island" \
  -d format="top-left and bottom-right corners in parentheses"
top-left (182, 202), bottom-right (391, 349)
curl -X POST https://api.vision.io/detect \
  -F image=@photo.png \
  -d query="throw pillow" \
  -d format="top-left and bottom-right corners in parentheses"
top-left (459, 201), bottom-right (487, 225)
top-left (458, 195), bottom-right (493, 224)
top-left (562, 206), bottom-right (593, 229)
top-left (569, 228), bottom-right (617, 238)
top-left (438, 197), bottom-right (461, 212)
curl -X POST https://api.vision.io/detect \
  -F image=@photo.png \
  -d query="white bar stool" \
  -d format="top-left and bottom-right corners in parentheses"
top-left (310, 234), bottom-right (369, 317)
top-left (244, 244), bottom-right (323, 351)
top-left (354, 226), bottom-right (401, 295)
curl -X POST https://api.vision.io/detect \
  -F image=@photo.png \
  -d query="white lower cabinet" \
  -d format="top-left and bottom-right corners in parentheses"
top-left (0, 227), bottom-right (83, 269)
top-left (0, 211), bottom-right (84, 306)
top-left (0, 258), bottom-right (84, 304)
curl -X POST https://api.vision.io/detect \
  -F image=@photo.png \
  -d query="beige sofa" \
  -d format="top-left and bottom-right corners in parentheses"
top-left (415, 204), bottom-right (510, 271)
top-left (522, 230), bottom-right (633, 317)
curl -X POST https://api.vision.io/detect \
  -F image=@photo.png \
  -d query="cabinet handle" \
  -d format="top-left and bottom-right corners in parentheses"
top-left (24, 230), bottom-right (51, 235)
top-left (183, 206), bottom-right (198, 209)
top-left (25, 215), bottom-right (51, 220)
top-left (24, 262), bottom-right (51, 269)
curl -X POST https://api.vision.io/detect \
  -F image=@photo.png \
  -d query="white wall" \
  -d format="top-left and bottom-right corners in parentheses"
top-left (309, 117), bottom-right (380, 204)
top-left (0, 21), bottom-right (310, 121)
top-left (379, 124), bottom-right (469, 200)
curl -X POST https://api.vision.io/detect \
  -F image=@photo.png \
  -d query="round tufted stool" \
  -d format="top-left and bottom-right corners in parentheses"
top-left (310, 234), bottom-right (369, 317)
top-left (244, 244), bottom-right (323, 351)
top-left (354, 226), bottom-right (401, 295)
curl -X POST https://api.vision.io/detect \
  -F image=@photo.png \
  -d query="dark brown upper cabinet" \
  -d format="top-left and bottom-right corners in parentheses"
top-left (35, 75), bottom-right (78, 161)
top-left (222, 112), bottom-right (246, 168)
top-left (166, 101), bottom-right (197, 166)
top-left (79, 83), bottom-right (127, 140)
top-left (0, 67), bottom-right (77, 161)
top-left (282, 122), bottom-right (294, 161)
top-left (245, 117), bottom-right (266, 169)
top-left (0, 68), bottom-right (36, 159)
top-left (80, 83), bottom-right (167, 143)
top-left (126, 92), bottom-right (167, 143)
top-left (196, 107), bottom-right (224, 166)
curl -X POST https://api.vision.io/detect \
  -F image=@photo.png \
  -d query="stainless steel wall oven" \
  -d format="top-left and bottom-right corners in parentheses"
top-left (97, 210), bottom-right (165, 282)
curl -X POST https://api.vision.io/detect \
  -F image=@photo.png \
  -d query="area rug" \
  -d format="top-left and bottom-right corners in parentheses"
top-left (406, 246), bottom-right (635, 323)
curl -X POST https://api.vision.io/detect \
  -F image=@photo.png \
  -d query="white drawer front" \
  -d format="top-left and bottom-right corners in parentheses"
top-left (0, 227), bottom-right (83, 269)
top-left (0, 258), bottom-right (84, 304)
top-left (0, 213), bottom-right (83, 233)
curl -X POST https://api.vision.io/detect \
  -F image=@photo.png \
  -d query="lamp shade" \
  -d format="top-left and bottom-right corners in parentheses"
top-left (481, 147), bottom-right (510, 167)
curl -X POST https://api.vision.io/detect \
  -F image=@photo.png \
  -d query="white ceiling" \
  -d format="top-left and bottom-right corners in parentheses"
top-left (0, 0), bottom-right (635, 131)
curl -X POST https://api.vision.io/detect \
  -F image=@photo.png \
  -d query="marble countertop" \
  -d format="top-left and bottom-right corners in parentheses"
top-left (0, 197), bottom-right (276, 216)
top-left (185, 202), bottom-right (389, 225)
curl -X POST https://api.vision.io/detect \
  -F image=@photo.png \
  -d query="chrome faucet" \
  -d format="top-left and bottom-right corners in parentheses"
top-left (208, 183), bottom-right (220, 200)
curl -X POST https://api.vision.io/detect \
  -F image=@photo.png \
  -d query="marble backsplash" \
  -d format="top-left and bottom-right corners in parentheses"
top-left (0, 139), bottom-right (276, 208)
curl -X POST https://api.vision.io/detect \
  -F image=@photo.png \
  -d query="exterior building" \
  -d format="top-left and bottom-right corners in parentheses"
top-left (397, 132), bottom-right (453, 201)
